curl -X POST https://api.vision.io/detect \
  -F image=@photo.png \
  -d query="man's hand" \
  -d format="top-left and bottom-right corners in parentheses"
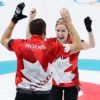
top-left (84, 16), bottom-right (92, 32)
top-left (12, 2), bottom-right (27, 23)
top-left (29, 8), bottom-right (36, 21)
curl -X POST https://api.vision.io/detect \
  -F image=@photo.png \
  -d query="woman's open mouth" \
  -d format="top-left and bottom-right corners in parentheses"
top-left (59, 36), bottom-right (64, 40)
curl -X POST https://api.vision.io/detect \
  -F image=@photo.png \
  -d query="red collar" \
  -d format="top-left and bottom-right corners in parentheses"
top-left (31, 35), bottom-right (43, 40)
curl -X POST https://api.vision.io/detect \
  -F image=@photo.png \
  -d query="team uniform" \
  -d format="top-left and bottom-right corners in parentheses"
top-left (8, 35), bottom-right (70, 100)
top-left (48, 37), bottom-right (80, 100)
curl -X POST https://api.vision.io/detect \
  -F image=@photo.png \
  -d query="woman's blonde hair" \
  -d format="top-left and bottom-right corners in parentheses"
top-left (56, 18), bottom-right (63, 26)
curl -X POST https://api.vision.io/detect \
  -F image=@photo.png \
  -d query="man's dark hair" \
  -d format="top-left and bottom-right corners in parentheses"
top-left (29, 18), bottom-right (46, 35)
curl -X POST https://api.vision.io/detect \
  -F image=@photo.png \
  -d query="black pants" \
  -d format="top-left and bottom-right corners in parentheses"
top-left (52, 85), bottom-right (80, 100)
top-left (15, 91), bottom-right (51, 100)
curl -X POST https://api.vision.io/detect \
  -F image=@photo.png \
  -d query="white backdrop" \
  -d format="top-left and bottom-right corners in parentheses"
top-left (0, 1), bottom-right (100, 100)
top-left (0, 0), bottom-right (100, 61)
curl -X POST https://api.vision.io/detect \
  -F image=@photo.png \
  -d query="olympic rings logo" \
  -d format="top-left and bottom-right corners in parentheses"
top-left (73, 0), bottom-right (100, 7)
top-left (74, 0), bottom-right (100, 4)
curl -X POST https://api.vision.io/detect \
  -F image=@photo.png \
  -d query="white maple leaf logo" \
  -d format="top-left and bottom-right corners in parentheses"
top-left (18, 57), bottom-right (75, 90)
top-left (50, 57), bottom-right (75, 85)
top-left (20, 59), bottom-right (53, 90)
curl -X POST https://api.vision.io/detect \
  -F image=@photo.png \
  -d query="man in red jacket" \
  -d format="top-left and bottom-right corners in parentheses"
top-left (1, 2), bottom-right (82, 100)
